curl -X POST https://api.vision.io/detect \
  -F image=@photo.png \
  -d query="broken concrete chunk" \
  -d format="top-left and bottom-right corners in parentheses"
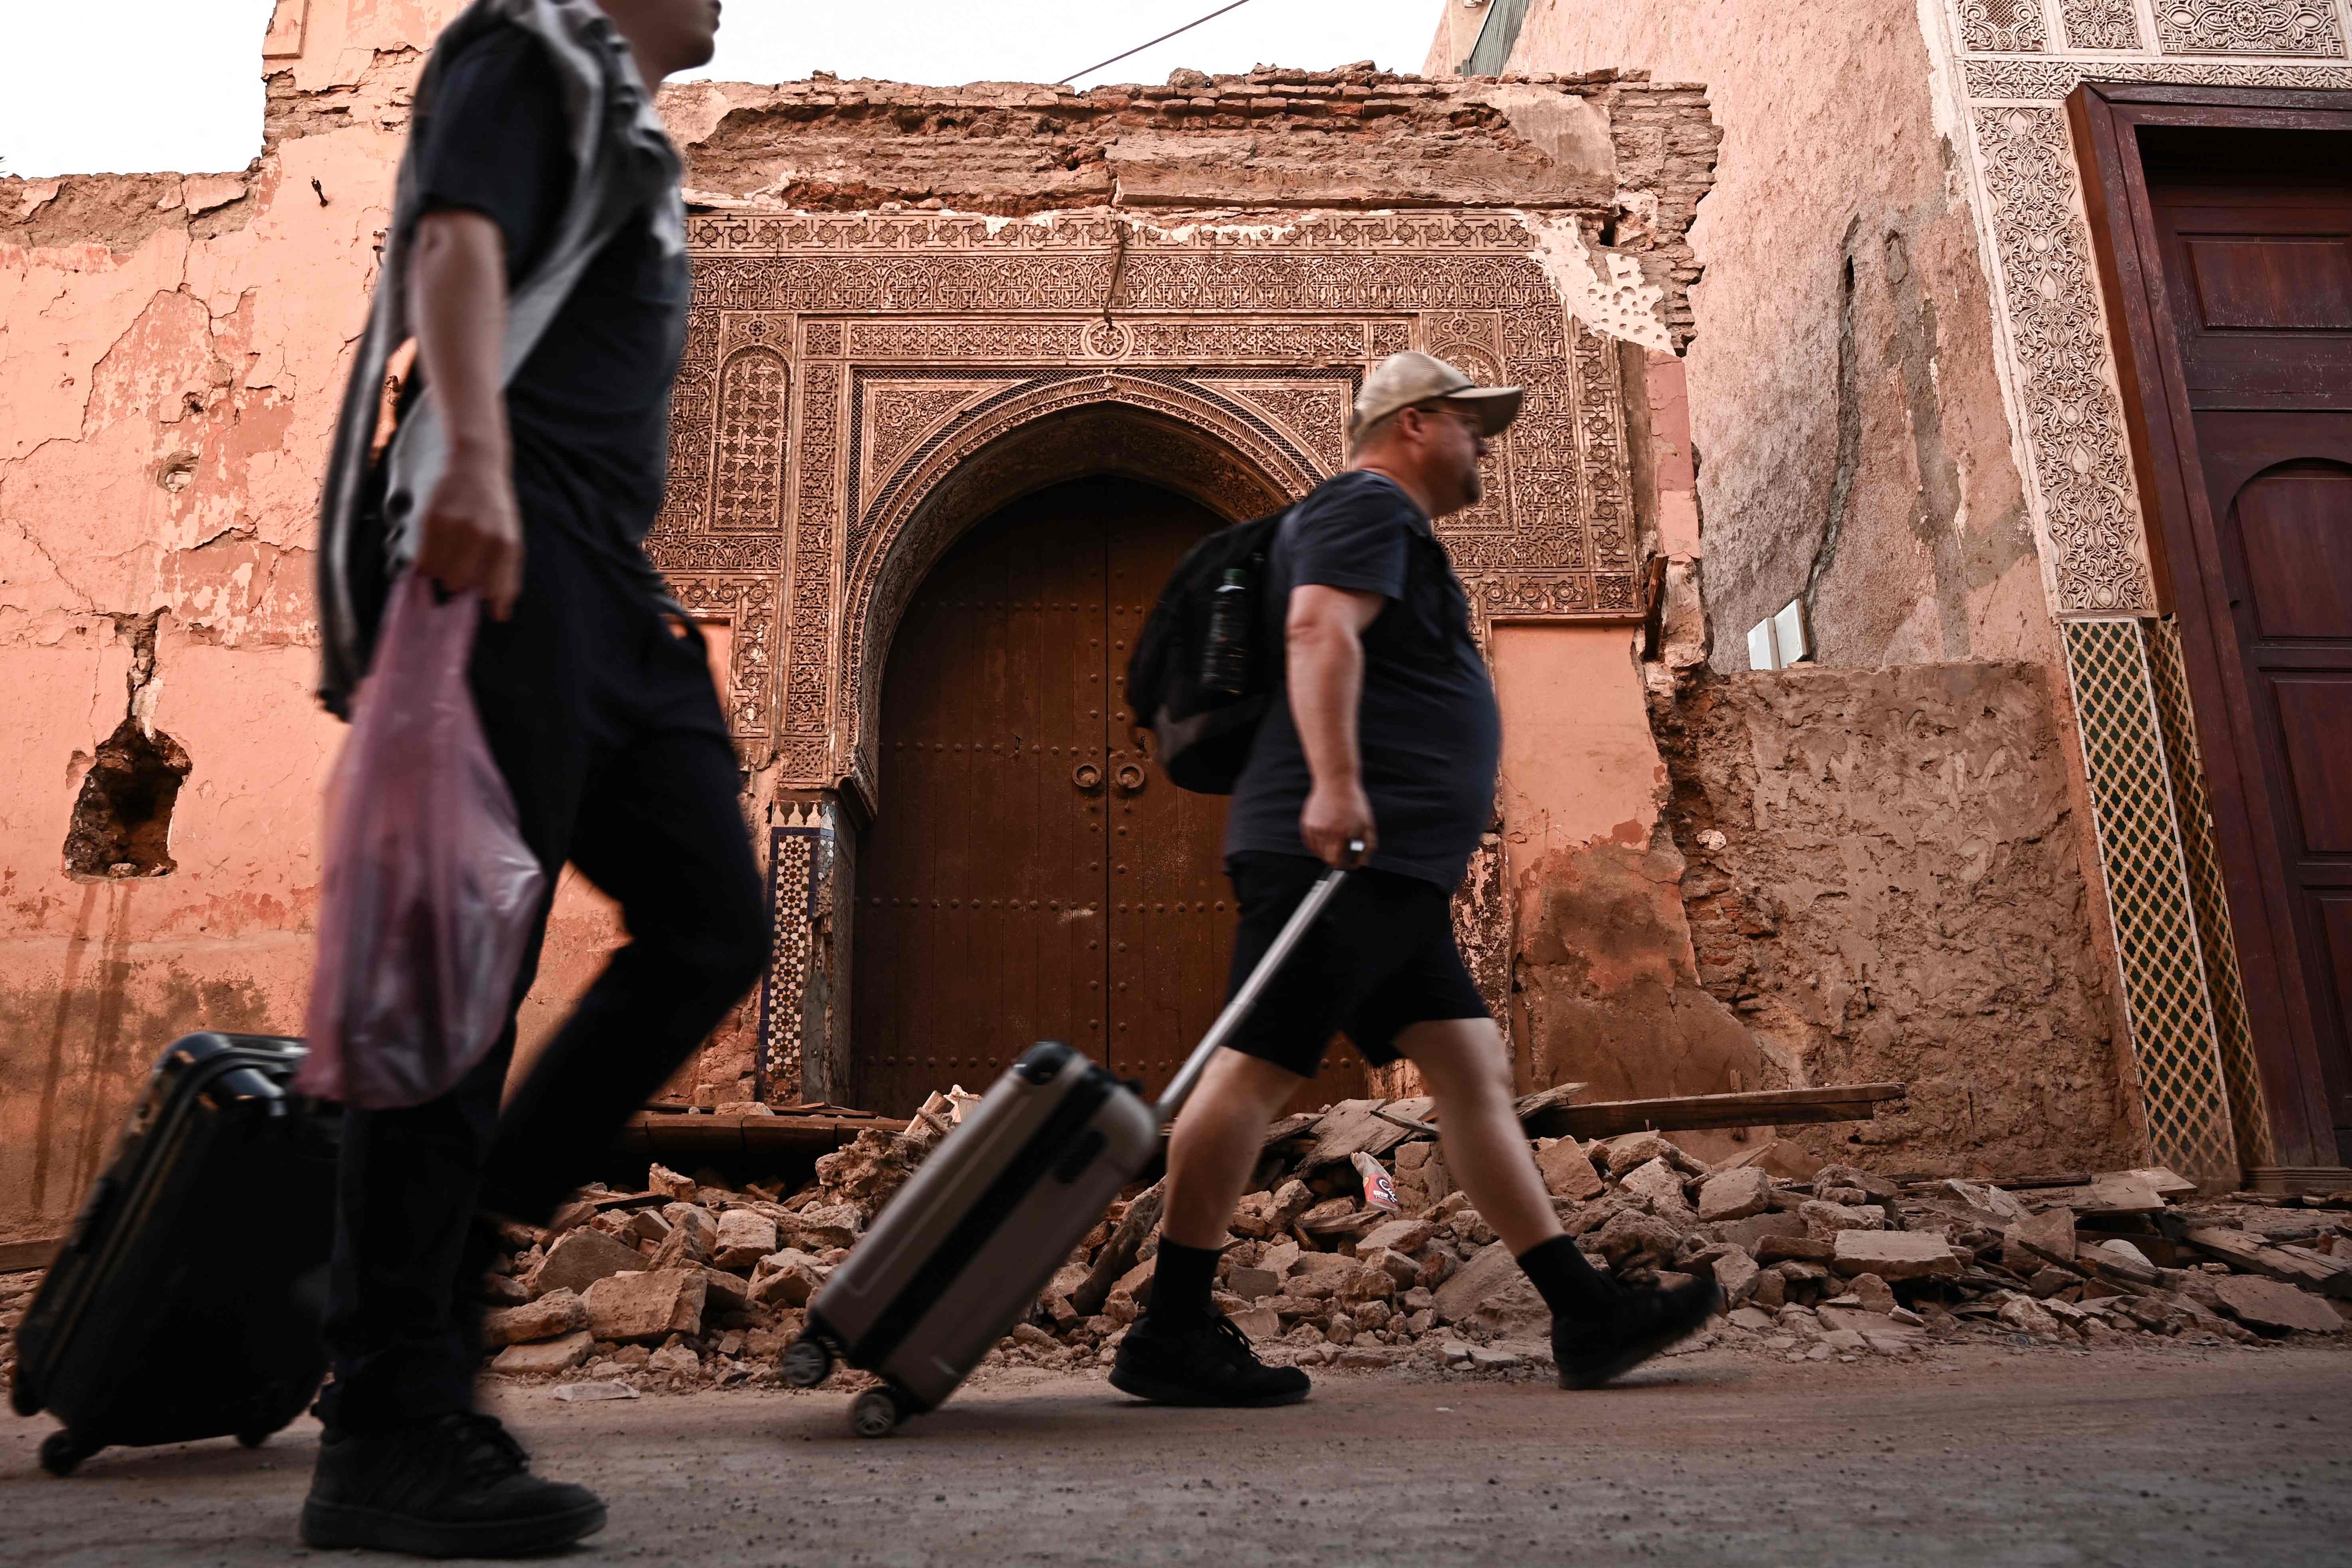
top-left (527, 1228), bottom-right (647, 1298)
top-left (1535, 1138), bottom-right (1605, 1201)
top-left (1696, 1166), bottom-right (1772, 1222)
top-left (753, 1251), bottom-right (837, 1316)
top-left (1227, 1265), bottom-right (1281, 1301)
top-left (1832, 1230), bottom-right (1960, 1281)
top-left (1799, 1200), bottom-right (1885, 1239)
top-left (1712, 1212), bottom-right (1806, 1253)
top-left (483, 1287), bottom-right (589, 1347)
top-left (490, 1329), bottom-right (594, 1376)
top-left (1848, 1272), bottom-right (1896, 1314)
top-left (711, 1209), bottom-right (779, 1270)
top-left (699, 1266), bottom-right (750, 1313)
top-left (1602, 1132), bottom-right (1698, 1178)
top-left (781, 1203), bottom-right (862, 1251)
top-left (647, 1343), bottom-right (701, 1376)
top-left (1619, 1158), bottom-right (1692, 1215)
top-left (583, 1269), bottom-right (707, 1343)
top-left (1936, 1179), bottom-right (2025, 1223)
top-left (2213, 1275), bottom-right (2344, 1335)
top-left (1708, 1245), bottom-right (1760, 1306)
top-left (1588, 1209), bottom-right (1686, 1266)
top-left (2007, 1205), bottom-right (2077, 1266)
top-left (1431, 1241), bottom-right (1545, 1332)
top-left (1357, 1217), bottom-right (1437, 1258)
top-left (647, 1164), bottom-right (699, 1201)
top-left (1997, 1295), bottom-right (2067, 1338)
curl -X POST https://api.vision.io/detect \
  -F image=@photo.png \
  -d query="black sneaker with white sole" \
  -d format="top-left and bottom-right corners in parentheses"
top-left (1110, 1310), bottom-right (1312, 1407)
top-left (299, 1411), bottom-right (606, 1557)
top-left (1552, 1276), bottom-right (1722, 1390)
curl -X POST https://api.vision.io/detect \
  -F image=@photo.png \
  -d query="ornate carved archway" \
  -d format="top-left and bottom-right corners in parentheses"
top-left (647, 208), bottom-right (1645, 1102)
top-left (844, 375), bottom-right (1328, 806)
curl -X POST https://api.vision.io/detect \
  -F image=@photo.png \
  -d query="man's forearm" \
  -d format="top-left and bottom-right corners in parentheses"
top-left (406, 212), bottom-right (510, 460)
top-left (1287, 620), bottom-right (1365, 789)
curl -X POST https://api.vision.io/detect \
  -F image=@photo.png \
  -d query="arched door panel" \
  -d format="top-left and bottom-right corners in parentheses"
top-left (853, 476), bottom-right (1369, 1116)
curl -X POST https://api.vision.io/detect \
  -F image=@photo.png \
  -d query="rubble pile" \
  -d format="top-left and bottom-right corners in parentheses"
top-left (469, 1092), bottom-right (2352, 1390)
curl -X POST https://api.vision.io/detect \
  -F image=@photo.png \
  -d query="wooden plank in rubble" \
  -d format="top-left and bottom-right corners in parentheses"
top-left (1520, 1082), bottom-right (1909, 1141)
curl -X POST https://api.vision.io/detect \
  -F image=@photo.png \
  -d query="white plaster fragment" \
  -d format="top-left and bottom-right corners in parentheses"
top-left (1517, 213), bottom-right (1672, 354)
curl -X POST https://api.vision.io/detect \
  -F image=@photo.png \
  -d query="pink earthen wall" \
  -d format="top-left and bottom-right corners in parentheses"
top-left (1456, 0), bottom-right (2056, 673)
top-left (0, 0), bottom-right (628, 1243)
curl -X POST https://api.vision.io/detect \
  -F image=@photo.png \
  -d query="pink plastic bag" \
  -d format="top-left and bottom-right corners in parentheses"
top-left (298, 572), bottom-right (546, 1108)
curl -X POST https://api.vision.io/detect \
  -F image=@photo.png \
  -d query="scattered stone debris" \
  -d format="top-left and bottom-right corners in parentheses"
top-left (4, 1102), bottom-right (2347, 1401)
top-left (443, 1094), bottom-right (2352, 1392)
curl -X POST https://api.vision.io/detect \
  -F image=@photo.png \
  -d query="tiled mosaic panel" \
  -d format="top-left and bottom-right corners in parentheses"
top-left (2062, 620), bottom-right (2241, 1182)
top-left (756, 821), bottom-right (822, 1102)
top-left (2144, 618), bottom-right (2278, 1169)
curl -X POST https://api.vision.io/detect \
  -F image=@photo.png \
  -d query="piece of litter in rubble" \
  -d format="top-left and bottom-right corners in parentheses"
top-left (554, 1380), bottom-right (640, 1403)
top-left (1353, 1151), bottom-right (1401, 1214)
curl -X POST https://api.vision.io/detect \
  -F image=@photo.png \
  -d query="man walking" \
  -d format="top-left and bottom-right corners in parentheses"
top-left (1111, 352), bottom-right (1719, 1408)
top-left (306, 0), bottom-right (761, 1554)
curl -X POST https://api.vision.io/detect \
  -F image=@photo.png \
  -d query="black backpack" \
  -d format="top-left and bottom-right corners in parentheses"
top-left (1125, 506), bottom-right (1289, 794)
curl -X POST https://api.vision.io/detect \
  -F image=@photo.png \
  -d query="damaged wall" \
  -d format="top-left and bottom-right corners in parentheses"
top-left (1469, 0), bottom-right (2053, 671)
top-left (0, 0), bottom-right (636, 1243)
top-left (1649, 662), bottom-right (2142, 1176)
top-left (0, 1), bottom-right (1727, 1232)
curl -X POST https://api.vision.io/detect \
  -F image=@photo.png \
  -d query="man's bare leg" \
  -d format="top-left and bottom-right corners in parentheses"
top-left (1391, 1017), bottom-right (1559, 1254)
top-left (1161, 1049), bottom-right (1307, 1250)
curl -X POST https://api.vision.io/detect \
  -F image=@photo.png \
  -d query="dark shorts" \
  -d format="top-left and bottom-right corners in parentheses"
top-left (1222, 852), bottom-right (1488, 1075)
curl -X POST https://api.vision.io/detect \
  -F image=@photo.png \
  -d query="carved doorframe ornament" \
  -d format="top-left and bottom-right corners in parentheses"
top-left (650, 208), bottom-right (1645, 1101)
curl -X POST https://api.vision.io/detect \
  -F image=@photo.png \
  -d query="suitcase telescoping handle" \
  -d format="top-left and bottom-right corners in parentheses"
top-left (1152, 839), bottom-right (1362, 1123)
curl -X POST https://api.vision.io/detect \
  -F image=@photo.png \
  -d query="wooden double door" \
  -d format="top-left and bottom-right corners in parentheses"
top-left (851, 476), bottom-right (1363, 1115)
top-left (2106, 111), bottom-right (2352, 1165)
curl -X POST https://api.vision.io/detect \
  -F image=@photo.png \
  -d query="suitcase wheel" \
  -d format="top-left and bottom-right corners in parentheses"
top-left (850, 1386), bottom-right (901, 1439)
top-left (39, 1429), bottom-right (95, 1477)
top-left (780, 1337), bottom-right (833, 1389)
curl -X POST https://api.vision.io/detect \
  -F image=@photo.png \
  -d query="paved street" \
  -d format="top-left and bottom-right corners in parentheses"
top-left (4, 1341), bottom-right (2348, 1566)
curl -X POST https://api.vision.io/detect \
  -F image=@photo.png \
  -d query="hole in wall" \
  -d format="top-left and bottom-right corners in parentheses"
top-left (62, 716), bottom-right (192, 878)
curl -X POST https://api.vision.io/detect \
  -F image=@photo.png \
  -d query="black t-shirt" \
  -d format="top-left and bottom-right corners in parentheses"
top-left (409, 25), bottom-right (688, 551)
top-left (1223, 470), bottom-right (1502, 889)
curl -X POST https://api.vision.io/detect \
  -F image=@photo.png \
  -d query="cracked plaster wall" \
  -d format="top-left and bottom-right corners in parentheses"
top-left (1482, 0), bottom-right (2053, 672)
top-left (0, 0), bottom-right (631, 1242)
top-left (1651, 662), bottom-right (2141, 1176)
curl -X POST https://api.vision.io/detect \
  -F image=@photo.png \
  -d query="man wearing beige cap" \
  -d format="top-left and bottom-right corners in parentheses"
top-left (1111, 353), bottom-right (1719, 1407)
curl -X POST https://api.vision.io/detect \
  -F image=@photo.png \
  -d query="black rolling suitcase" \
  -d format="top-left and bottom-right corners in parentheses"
top-left (10, 1032), bottom-right (339, 1476)
top-left (784, 864), bottom-right (1349, 1435)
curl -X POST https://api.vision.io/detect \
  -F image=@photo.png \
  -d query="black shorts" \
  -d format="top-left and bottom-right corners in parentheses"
top-left (1221, 852), bottom-right (1489, 1075)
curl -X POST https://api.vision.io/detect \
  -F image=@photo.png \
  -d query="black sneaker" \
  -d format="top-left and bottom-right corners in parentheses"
top-left (1109, 1311), bottom-right (1312, 1407)
top-left (299, 1412), bottom-right (606, 1557)
top-left (1552, 1276), bottom-right (1722, 1390)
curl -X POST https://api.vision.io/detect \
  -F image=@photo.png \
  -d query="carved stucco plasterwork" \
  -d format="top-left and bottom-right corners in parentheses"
top-left (2155, 0), bottom-right (2347, 55)
top-left (2061, 0), bottom-right (2146, 49)
top-left (646, 208), bottom-right (1645, 795)
top-left (1962, 0), bottom-right (2052, 52)
top-left (1965, 55), bottom-right (2352, 93)
top-left (1971, 105), bottom-right (2154, 612)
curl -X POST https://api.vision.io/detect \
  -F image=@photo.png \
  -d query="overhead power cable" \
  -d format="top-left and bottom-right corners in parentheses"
top-left (1056, 0), bottom-right (1256, 86)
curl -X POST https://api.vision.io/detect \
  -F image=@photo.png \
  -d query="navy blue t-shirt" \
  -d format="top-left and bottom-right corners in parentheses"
top-left (1222, 470), bottom-right (1501, 889)
top-left (408, 25), bottom-right (688, 553)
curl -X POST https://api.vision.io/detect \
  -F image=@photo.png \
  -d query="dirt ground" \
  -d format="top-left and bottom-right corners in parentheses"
top-left (4, 1341), bottom-right (2348, 1567)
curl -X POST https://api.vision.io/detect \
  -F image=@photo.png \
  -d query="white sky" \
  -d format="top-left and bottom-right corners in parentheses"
top-left (1, 1), bottom-right (1444, 179)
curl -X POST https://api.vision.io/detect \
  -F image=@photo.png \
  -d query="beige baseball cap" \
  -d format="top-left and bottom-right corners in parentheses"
top-left (1349, 351), bottom-right (1524, 446)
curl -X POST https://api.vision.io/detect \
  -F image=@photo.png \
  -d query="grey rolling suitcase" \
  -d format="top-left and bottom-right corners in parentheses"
top-left (784, 864), bottom-right (1351, 1436)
